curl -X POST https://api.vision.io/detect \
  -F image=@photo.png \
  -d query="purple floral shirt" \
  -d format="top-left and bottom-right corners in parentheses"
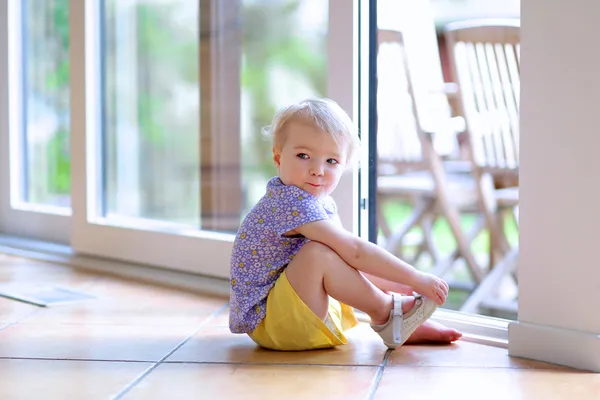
top-left (229, 177), bottom-right (336, 333)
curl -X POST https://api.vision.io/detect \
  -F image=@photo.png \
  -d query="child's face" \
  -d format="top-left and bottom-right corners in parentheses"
top-left (273, 122), bottom-right (347, 199)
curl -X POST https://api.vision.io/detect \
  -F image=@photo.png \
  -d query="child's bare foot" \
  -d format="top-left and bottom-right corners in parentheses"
top-left (404, 320), bottom-right (462, 344)
top-left (400, 296), bottom-right (416, 313)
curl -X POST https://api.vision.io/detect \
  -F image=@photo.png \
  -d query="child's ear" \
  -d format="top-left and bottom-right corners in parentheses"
top-left (272, 147), bottom-right (281, 168)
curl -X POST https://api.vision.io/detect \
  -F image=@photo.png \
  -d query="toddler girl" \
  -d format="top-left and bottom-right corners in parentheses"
top-left (229, 98), bottom-right (461, 350)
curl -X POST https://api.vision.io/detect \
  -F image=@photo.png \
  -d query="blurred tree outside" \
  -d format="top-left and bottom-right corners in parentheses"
top-left (25, 0), bottom-right (71, 206)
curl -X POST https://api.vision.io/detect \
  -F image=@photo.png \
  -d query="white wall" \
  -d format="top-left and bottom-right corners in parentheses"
top-left (509, 0), bottom-right (600, 372)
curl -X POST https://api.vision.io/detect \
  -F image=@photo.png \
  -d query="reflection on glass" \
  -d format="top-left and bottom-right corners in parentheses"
top-left (100, 0), bottom-right (328, 232)
top-left (22, 0), bottom-right (71, 207)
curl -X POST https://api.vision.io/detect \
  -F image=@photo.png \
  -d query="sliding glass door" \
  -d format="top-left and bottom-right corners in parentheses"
top-left (1, 0), bottom-right (356, 279)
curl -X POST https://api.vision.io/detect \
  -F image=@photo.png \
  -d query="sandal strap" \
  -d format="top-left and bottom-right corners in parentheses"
top-left (392, 293), bottom-right (403, 343)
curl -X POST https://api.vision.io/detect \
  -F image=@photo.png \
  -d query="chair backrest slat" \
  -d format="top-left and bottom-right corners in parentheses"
top-left (446, 19), bottom-right (521, 173)
top-left (377, 30), bottom-right (424, 170)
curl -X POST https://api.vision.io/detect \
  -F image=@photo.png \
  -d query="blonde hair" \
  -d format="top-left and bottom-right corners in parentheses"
top-left (266, 98), bottom-right (361, 168)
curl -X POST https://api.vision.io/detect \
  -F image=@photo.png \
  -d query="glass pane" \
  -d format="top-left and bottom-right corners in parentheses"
top-left (101, 0), bottom-right (200, 225)
top-left (22, 0), bottom-right (71, 207)
top-left (239, 1), bottom-right (328, 216)
top-left (99, 0), bottom-right (328, 233)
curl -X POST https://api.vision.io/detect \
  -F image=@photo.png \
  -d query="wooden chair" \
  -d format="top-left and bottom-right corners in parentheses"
top-left (444, 19), bottom-right (521, 315)
top-left (376, 29), bottom-right (487, 288)
top-left (376, 28), bottom-right (439, 266)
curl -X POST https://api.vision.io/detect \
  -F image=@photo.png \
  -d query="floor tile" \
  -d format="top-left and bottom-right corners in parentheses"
top-left (19, 301), bottom-right (223, 327)
top-left (387, 340), bottom-right (571, 369)
top-left (0, 259), bottom-right (99, 287)
top-left (0, 297), bottom-right (39, 323)
top-left (167, 323), bottom-right (388, 366)
top-left (0, 322), bottom-right (198, 362)
top-left (374, 366), bottom-right (600, 400)
top-left (123, 363), bottom-right (377, 400)
top-left (85, 276), bottom-right (227, 305)
top-left (0, 358), bottom-right (151, 400)
top-left (20, 293), bottom-right (225, 327)
top-left (15, 273), bottom-right (227, 326)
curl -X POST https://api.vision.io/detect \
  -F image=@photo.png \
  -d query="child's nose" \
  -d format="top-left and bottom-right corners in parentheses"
top-left (310, 162), bottom-right (324, 176)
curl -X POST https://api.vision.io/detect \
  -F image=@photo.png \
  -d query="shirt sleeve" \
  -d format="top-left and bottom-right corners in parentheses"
top-left (320, 196), bottom-right (337, 216)
top-left (269, 185), bottom-right (330, 237)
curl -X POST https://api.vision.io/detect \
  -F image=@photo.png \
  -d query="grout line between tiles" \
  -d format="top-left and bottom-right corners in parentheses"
top-left (361, 364), bottom-right (574, 371)
top-left (0, 355), bottom-right (571, 372)
top-left (110, 303), bottom-right (228, 400)
top-left (0, 307), bottom-right (45, 333)
top-left (366, 349), bottom-right (392, 400)
top-left (0, 322), bottom-right (14, 333)
top-left (162, 360), bottom-right (382, 368)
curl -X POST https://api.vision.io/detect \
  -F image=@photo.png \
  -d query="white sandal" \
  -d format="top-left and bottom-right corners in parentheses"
top-left (371, 293), bottom-right (437, 349)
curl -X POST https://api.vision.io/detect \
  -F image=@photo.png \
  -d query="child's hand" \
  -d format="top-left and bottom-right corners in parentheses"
top-left (413, 272), bottom-right (449, 306)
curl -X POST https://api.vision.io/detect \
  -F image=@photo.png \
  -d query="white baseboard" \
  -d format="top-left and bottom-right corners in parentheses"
top-left (508, 321), bottom-right (600, 372)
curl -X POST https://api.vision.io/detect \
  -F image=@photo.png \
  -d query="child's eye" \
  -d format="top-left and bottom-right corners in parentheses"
top-left (327, 158), bottom-right (339, 165)
top-left (297, 153), bottom-right (309, 159)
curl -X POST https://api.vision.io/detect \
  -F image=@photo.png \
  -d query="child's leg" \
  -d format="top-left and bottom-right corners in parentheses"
top-left (285, 241), bottom-right (415, 325)
top-left (362, 272), bottom-right (416, 295)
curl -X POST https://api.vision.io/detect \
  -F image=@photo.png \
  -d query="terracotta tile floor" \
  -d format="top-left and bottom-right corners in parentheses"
top-left (1, 253), bottom-right (598, 399)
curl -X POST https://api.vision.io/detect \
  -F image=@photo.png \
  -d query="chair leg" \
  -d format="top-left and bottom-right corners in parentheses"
top-left (410, 243), bottom-right (426, 266)
top-left (421, 214), bottom-right (440, 264)
top-left (376, 198), bottom-right (393, 248)
top-left (430, 213), bottom-right (485, 280)
top-left (385, 198), bottom-right (434, 255)
top-left (440, 203), bottom-right (485, 283)
top-left (489, 209), bottom-right (507, 270)
top-left (476, 173), bottom-right (512, 258)
top-left (460, 246), bottom-right (519, 314)
top-left (486, 210), bottom-right (512, 258)
top-left (409, 213), bottom-right (438, 266)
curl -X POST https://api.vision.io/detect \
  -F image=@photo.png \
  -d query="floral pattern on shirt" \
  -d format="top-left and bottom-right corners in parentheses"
top-left (229, 177), bottom-right (333, 333)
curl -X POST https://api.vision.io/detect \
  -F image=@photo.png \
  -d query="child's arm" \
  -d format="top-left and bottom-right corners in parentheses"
top-left (325, 202), bottom-right (415, 296)
top-left (294, 219), bottom-right (448, 305)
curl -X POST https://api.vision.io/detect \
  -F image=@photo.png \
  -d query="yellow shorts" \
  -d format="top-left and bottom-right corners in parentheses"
top-left (248, 271), bottom-right (359, 351)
